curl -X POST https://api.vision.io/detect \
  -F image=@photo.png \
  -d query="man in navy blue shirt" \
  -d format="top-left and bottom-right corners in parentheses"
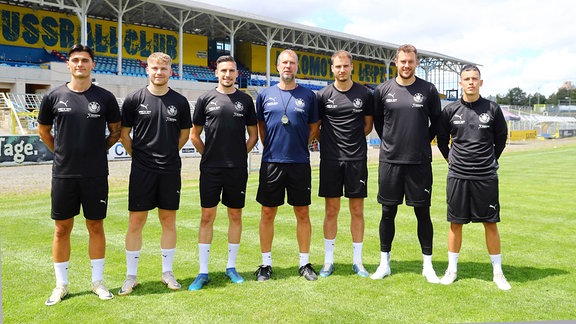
top-left (254, 49), bottom-right (319, 281)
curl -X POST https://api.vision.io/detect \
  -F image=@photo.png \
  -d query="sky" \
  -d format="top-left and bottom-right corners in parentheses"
top-left (194, 0), bottom-right (576, 98)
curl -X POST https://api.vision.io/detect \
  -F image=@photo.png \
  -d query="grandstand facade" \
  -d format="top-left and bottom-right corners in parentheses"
top-left (0, 0), bottom-right (473, 99)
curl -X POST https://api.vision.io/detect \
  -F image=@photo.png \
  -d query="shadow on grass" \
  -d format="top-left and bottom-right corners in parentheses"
top-left (90, 261), bottom-right (567, 297)
top-left (364, 260), bottom-right (569, 283)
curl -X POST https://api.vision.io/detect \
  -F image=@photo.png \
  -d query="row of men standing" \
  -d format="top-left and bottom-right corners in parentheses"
top-left (38, 43), bottom-right (510, 306)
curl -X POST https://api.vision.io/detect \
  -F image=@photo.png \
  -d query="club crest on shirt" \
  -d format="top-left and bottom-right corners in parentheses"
top-left (233, 101), bottom-right (245, 117)
top-left (234, 101), bottom-right (244, 111)
top-left (353, 98), bottom-right (363, 108)
top-left (88, 101), bottom-right (101, 113)
top-left (412, 93), bottom-right (424, 108)
top-left (413, 93), bottom-right (424, 103)
top-left (479, 113), bottom-right (490, 123)
top-left (167, 105), bottom-right (178, 116)
top-left (87, 101), bottom-right (101, 118)
top-left (294, 98), bottom-right (305, 108)
top-left (478, 113), bottom-right (491, 128)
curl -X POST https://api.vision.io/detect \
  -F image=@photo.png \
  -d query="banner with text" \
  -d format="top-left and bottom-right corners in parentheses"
top-left (1, 4), bottom-right (207, 65)
top-left (0, 135), bottom-right (53, 165)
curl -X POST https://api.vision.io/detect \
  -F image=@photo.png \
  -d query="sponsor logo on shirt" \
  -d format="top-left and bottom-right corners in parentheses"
top-left (264, 97), bottom-right (279, 106)
top-left (138, 103), bottom-right (151, 115)
top-left (56, 100), bottom-right (71, 112)
top-left (452, 114), bottom-right (465, 125)
top-left (87, 101), bottom-right (101, 118)
top-left (385, 92), bottom-right (397, 103)
top-left (207, 101), bottom-right (221, 112)
top-left (326, 98), bottom-right (337, 109)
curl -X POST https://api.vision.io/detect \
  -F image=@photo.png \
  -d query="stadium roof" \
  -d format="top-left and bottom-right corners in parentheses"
top-left (5, 0), bottom-right (476, 72)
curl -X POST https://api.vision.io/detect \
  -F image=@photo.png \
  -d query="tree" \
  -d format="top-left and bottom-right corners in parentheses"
top-left (531, 93), bottom-right (546, 105)
top-left (506, 87), bottom-right (527, 106)
top-left (550, 82), bottom-right (575, 105)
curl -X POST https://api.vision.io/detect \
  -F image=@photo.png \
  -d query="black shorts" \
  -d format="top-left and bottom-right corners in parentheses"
top-left (199, 167), bottom-right (248, 209)
top-left (319, 159), bottom-right (367, 198)
top-left (51, 177), bottom-right (109, 220)
top-left (446, 177), bottom-right (500, 224)
top-left (129, 165), bottom-right (181, 211)
top-left (256, 162), bottom-right (311, 207)
top-left (377, 162), bottom-right (432, 207)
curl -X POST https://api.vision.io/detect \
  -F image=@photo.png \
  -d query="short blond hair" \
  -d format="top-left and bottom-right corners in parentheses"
top-left (277, 49), bottom-right (298, 65)
top-left (147, 52), bottom-right (172, 65)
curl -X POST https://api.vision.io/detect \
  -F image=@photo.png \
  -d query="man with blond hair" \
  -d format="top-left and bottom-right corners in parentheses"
top-left (254, 49), bottom-right (320, 281)
top-left (118, 52), bottom-right (192, 295)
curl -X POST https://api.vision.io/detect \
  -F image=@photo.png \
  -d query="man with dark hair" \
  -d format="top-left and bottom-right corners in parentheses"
top-left (372, 44), bottom-right (441, 283)
top-left (188, 55), bottom-right (258, 290)
top-left (437, 64), bottom-right (511, 290)
top-left (118, 52), bottom-right (191, 295)
top-left (38, 44), bottom-right (121, 305)
top-left (316, 50), bottom-right (373, 278)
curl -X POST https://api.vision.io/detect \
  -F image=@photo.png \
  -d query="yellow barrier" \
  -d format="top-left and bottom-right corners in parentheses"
top-left (509, 130), bottom-right (537, 141)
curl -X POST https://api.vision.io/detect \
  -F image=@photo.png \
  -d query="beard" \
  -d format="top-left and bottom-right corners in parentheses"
top-left (398, 69), bottom-right (415, 80)
top-left (151, 78), bottom-right (168, 87)
top-left (281, 73), bottom-right (294, 83)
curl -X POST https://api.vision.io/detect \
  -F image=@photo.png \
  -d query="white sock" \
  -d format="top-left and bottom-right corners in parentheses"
top-left (227, 243), bottom-right (240, 269)
top-left (422, 254), bottom-right (434, 271)
top-left (379, 251), bottom-right (390, 268)
top-left (198, 244), bottom-right (210, 274)
top-left (299, 253), bottom-right (310, 268)
top-left (262, 252), bottom-right (272, 266)
top-left (161, 248), bottom-right (176, 273)
top-left (490, 254), bottom-right (503, 275)
top-left (324, 238), bottom-right (335, 264)
top-left (54, 261), bottom-right (69, 286)
top-left (352, 242), bottom-right (363, 265)
top-left (91, 258), bottom-right (105, 283)
top-left (126, 250), bottom-right (141, 277)
top-left (447, 252), bottom-right (459, 273)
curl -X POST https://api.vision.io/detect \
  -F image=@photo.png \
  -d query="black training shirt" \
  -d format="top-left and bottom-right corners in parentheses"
top-left (437, 96), bottom-right (508, 180)
top-left (317, 82), bottom-right (373, 161)
top-left (121, 87), bottom-right (192, 173)
top-left (193, 89), bottom-right (257, 168)
top-left (373, 77), bottom-right (441, 164)
top-left (38, 84), bottom-right (121, 178)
